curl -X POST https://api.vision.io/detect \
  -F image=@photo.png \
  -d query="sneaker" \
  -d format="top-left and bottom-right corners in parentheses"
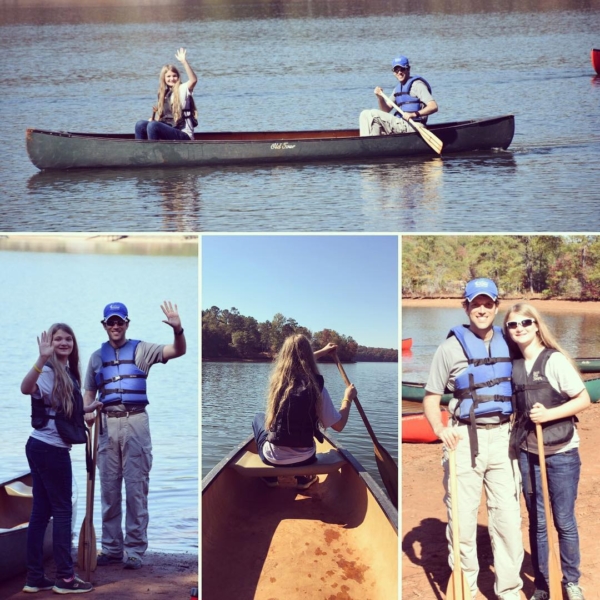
top-left (96, 552), bottom-right (123, 566)
top-left (530, 590), bottom-right (549, 600)
top-left (23, 576), bottom-right (54, 593)
top-left (123, 556), bottom-right (143, 570)
top-left (296, 474), bottom-right (318, 490)
top-left (260, 477), bottom-right (279, 488)
top-left (565, 582), bottom-right (585, 600)
top-left (52, 575), bottom-right (93, 594)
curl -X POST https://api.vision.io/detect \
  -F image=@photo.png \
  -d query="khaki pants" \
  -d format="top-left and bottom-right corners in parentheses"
top-left (443, 422), bottom-right (523, 599)
top-left (359, 109), bottom-right (412, 136)
top-left (97, 411), bottom-right (153, 560)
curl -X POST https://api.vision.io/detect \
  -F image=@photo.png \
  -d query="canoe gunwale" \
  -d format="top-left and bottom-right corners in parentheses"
top-left (202, 433), bottom-right (398, 532)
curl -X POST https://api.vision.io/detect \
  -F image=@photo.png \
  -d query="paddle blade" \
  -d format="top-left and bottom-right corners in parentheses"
top-left (77, 518), bottom-right (90, 570)
top-left (373, 443), bottom-right (398, 508)
top-left (410, 120), bottom-right (444, 154)
top-left (445, 569), bottom-right (472, 600)
top-left (548, 543), bottom-right (563, 599)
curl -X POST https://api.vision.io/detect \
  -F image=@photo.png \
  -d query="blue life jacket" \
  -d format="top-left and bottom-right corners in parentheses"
top-left (393, 76), bottom-right (431, 122)
top-left (94, 340), bottom-right (148, 405)
top-left (267, 374), bottom-right (325, 448)
top-left (450, 325), bottom-right (513, 467)
top-left (451, 325), bottom-right (513, 420)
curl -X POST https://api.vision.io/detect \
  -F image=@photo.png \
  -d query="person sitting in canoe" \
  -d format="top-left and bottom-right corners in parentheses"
top-left (20, 324), bottom-right (102, 594)
top-left (359, 55), bottom-right (438, 136)
top-left (504, 303), bottom-right (590, 600)
top-left (135, 47), bottom-right (198, 141)
top-left (252, 334), bottom-right (357, 490)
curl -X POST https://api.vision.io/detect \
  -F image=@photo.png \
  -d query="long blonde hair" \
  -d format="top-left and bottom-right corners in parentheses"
top-left (265, 334), bottom-right (323, 430)
top-left (47, 323), bottom-right (81, 418)
top-left (156, 64), bottom-right (183, 124)
top-left (502, 303), bottom-right (578, 370)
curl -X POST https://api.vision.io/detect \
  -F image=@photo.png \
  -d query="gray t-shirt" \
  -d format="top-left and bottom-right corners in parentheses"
top-left (425, 330), bottom-right (507, 424)
top-left (29, 366), bottom-right (72, 449)
top-left (84, 340), bottom-right (166, 408)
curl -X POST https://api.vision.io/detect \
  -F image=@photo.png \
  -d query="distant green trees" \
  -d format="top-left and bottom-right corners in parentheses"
top-left (202, 306), bottom-right (397, 362)
top-left (402, 235), bottom-right (600, 300)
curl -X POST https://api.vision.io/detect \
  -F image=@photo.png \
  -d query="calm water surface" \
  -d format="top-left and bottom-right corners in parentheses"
top-left (0, 249), bottom-right (198, 553)
top-left (402, 305), bottom-right (600, 390)
top-left (1, 0), bottom-right (599, 231)
top-left (201, 360), bottom-right (398, 498)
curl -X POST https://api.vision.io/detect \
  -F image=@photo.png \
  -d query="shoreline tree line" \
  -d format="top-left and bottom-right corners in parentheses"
top-left (403, 235), bottom-right (600, 300)
top-left (202, 306), bottom-right (398, 362)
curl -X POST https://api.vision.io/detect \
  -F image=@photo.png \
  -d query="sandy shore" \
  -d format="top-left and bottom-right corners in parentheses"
top-left (402, 298), bottom-right (600, 314)
top-left (402, 404), bottom-right (600, 599)
top-left (0, 551), bottom-right (198, 599)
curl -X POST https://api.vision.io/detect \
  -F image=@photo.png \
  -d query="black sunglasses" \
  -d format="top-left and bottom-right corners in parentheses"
top-left (506, 318), bottom-right (536, 330)
top-left (393, 66), bottom-right (408, 73)
top-left (105, 318), bottom-right (126, 327)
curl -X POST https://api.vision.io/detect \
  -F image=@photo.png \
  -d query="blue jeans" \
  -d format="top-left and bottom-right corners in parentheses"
top-left (25, 437), bottom-right (73, 582)
top-left (134, 120), bottom-right (191, 141)
top-left (252, 412), bottom-right (316, 467)
top-left (519, 448), bottom-right (581, 589)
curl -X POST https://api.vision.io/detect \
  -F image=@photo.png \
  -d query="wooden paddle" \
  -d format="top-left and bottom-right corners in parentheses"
top-left (535, 423), bottom-right (563, 598)
top-left (379, 91), bottom-right (443, 155)
top-left (446, 449), bottom-right (472, 600)
top-left (78, 413), bottom-right (99, 579)
top-left (332, 355), bottom-right (398, 508)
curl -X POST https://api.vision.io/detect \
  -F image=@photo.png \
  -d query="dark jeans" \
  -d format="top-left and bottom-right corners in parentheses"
top-left (25, 437), bottom-right (73, 582)
top-left (134, 120), bottom-right (191, 141)
top-left (252, 412), bottom-right (316, 467)
top-left (519, 447), bottom-right (581, 589)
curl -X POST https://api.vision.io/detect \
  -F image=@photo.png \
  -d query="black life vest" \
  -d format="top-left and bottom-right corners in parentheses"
top-left (267, 374), bottom-right (325, 448)
top-left (31, 364), bottom-right (88, 445)
top-left (174, 93), bottom-right (198, 130)
top-left (510, 348), bottom-right (576, 454)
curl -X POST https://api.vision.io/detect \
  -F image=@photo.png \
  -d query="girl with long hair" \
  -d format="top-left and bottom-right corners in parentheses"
top-left (252, 334), bottom-right (357, 490)
top-left (135, 47), bottom-right (198, 141)
top-left (20, 324), bottom-right (101, 594)
top-left (503, 303), bottom-right (590, 600)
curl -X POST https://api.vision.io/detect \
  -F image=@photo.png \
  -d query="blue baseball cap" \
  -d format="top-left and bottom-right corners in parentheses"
top-left (392, 56), bottom-right (410, 70)
top-left (464, 278), bottom-right (499, 302)
top-left (103, 302), bottom-right (129, 321)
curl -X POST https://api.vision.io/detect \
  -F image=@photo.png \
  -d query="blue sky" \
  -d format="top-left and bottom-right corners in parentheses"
top-left (202, 235), bottom-right (398, 349)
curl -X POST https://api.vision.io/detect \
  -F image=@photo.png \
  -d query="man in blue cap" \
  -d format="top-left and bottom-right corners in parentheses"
top-left (359, 55), bottom-right (438, 136)
top-left (83, 300), bottom-right (186, 570)
top-left (423, 278), bottom-right (524, 599)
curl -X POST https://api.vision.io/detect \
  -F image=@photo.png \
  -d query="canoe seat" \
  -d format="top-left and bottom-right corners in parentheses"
top-left (231, 449), bottom-right (346, 478)
top-left (5, 481), bottom-right (33, 498)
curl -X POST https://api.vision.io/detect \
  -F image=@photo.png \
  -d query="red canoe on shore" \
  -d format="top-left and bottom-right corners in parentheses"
top-left (402, 411), bottom-right (448, 443)
top-left (401, 338), bottom-right (413, 351)
top-left (593, 49), bottom-right (600, 75)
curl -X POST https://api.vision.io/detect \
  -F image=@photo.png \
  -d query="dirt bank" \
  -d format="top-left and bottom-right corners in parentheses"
top-left (402, 403), bottom-right (600, 599)
top-left (0, 551), bottom-right (198, 599)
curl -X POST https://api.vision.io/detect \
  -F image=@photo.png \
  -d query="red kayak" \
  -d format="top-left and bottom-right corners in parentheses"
top-left (401, 338), bottom-right (413, 351)
top-left (592, 48), bottom-right (600, 75)
top-left (402, 410), bottom-right (448, 443)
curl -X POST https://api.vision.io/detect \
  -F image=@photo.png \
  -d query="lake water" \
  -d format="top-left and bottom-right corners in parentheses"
top-left (201, 360), bottom-right (398, 499)
top-left (1, 0), bottom-right (599, 232)
top-left (402, 305), bottom-right (600, 401)
top-left (0, 248), bottom-right (198, 554)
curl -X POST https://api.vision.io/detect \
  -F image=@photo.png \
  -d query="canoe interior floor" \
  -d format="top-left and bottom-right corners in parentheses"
top-left (203, 465), bottom-right (397, 600)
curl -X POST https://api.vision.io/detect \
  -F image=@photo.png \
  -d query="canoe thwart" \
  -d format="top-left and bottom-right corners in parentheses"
top-left (231, 448), bottom-right (347, 477)
top-left (5, 481), bottom-right (33, 498)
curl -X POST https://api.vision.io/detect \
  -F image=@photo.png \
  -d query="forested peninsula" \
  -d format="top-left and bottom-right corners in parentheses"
top-left (202, 306), bottom-right (398, 362)
top-left (403, 235), bottom-right (600, 300)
